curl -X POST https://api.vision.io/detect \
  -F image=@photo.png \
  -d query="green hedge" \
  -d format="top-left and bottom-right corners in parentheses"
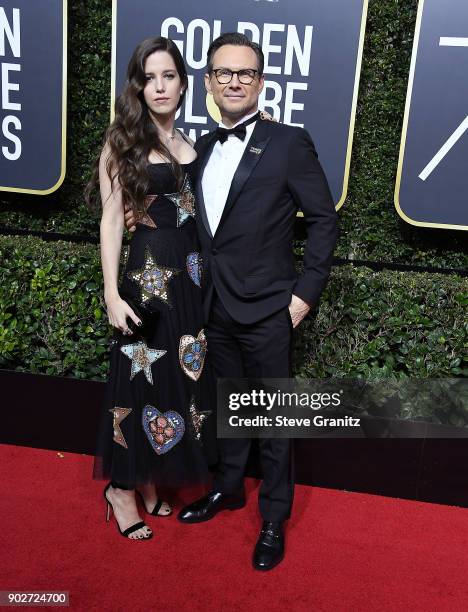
top-left (296, 266), bottom-right (467, 379)
top-left (1, 236), bottom-right (466, 384)
top-left (0, 236), bottom-right (108, 379)
top-left (0, 1), bottom-right (466, 269)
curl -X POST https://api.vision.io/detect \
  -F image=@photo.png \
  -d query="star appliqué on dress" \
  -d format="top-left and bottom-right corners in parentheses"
top-left (189, 396), bottom-right (212, 442)
top-left (120, 340), bottom-right (166, 385)
top-left (137, 195), bottom-right (158, 229)
top-left (164, 174), bottom-right (196, 227)
top-left (109, 407), bottom-right (132, 449)
top-left (127, 247), bottom-right (180, 306)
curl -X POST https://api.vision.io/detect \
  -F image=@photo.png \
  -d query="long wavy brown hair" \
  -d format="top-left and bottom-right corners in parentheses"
top-left (85, 37), bottom-right (188, 216)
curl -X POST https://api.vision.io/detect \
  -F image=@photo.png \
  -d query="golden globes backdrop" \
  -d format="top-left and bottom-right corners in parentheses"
top-left (395, 0), bottom-right (468, 230)
top-left (112, 0), bottom-right (368, 209)
top-left (0, 0), bottom-right (67, 194)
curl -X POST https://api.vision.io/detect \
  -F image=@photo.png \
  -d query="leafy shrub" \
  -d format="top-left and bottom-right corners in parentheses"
top-left (1, 236), bottom-right (466, 386)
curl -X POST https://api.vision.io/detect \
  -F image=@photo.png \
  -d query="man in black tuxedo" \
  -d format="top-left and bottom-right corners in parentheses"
top-left (177, 33), bottom-right (338, 571)
top-left (125, 33), bottom-right (338, 570)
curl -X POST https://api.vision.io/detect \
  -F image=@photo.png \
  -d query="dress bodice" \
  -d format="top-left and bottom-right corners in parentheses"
top-left (137, 160), bottom-right (197, 230)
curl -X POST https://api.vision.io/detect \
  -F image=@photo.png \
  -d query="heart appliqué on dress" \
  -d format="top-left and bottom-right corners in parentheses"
top-left (142, 405), bottom-right (185, 455)
top-left (179, 329), bottom-right (207, 381)
top-left (186, 252), bottom-right (202, 287)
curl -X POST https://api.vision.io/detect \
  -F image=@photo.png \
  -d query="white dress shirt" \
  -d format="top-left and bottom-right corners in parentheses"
top-left (202, 111), bottom-right (258, 235)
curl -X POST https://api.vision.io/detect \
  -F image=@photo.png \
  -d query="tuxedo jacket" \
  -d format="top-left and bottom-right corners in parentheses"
top-left (194, 117), bottom-right (339, 325)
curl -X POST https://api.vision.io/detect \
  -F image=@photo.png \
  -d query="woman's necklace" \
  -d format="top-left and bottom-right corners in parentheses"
top-left (163, 128), bottom-right (177, 145)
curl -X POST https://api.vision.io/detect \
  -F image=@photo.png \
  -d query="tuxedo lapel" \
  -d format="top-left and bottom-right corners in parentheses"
top-left (214, 120), bottom-right (271, 238)
top-left (195, 133), bottom-right (217, 240)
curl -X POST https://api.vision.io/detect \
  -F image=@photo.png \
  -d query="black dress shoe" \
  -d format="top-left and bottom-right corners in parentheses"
top-left (177, 491), bottom-right (246, 523)
top-left (252, 521), bottom-right (285, 571)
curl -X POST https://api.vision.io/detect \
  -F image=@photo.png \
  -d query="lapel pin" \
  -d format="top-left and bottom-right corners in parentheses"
top-left (249, 146), bottom-right (262, 155)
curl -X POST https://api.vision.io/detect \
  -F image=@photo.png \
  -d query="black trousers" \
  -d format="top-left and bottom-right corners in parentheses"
top-left (206, 292), bottom-right (294, 522)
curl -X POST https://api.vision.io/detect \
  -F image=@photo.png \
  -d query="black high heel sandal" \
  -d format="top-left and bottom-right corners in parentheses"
top-left (136, 490), bottom-right (173, 517)
top-left (104, 483), bottom-right (153, 540)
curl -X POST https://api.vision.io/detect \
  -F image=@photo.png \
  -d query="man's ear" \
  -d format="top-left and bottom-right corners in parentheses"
top-left (204, 72), bottom-right (212, 94)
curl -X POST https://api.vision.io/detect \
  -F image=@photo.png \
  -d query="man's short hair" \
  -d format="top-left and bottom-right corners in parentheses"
top-left (206, 32), bottom-right (264, 75)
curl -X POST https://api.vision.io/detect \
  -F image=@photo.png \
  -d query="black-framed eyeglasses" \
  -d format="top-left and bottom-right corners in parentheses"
top-left (211, 68), bottom-right (259, 85)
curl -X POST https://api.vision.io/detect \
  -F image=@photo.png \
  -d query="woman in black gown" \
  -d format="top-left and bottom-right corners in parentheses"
top-left (86, 37), bottom-right (216, 540)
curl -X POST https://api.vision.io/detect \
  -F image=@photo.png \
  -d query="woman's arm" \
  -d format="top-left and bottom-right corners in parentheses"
top-left (99, 144), bottom-right (141, 334)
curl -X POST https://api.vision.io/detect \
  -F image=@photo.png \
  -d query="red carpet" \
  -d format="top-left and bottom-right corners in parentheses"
top-left (2, 444), bottom-right (468, 611)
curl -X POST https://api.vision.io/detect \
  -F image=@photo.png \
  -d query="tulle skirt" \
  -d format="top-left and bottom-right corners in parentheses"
top-left (93, 223), bottom-right (217, 488)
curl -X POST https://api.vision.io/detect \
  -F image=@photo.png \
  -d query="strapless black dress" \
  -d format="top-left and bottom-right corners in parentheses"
top-left (94, 161), bottom-right (217, 488)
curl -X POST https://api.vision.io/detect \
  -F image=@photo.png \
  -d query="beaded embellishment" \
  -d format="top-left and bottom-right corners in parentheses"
top-left (259, 110), bottom-right (279, 122)
top-left (186, 252), bottom-right (202, 287)
top-left (109, 407), bottom-right (132, 449)
top-left (120, 340), bottom-right (166, 385)
top-left (142, 405), bottom-right (185, 455)
top-left (179, 329), bottom-right (207, 381)
top-left (118, 246), bottom-right (130, 286)
top-left (189, 396), bottom-right (212, 442)
top-left (127, 247), bottom-right (180, 307)
top-left (137, 195), bottom-right (158, 229)
top-left (164, 174), bottom-right (196, 227)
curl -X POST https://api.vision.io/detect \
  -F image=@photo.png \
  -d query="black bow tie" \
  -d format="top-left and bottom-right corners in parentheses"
top-left (216, 124), bottom-right (247, 144)
top-left (215, 112), bottom-right (260, 144)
